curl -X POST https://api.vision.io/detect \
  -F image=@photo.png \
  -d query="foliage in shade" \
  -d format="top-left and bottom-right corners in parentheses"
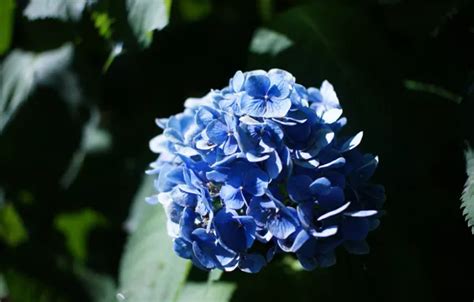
top-left (54, 209), bottom-right (107, 262)
top-left (461, 147), bottom-right (474, 234)
top-left (148, 69), bottom-right (385, 273)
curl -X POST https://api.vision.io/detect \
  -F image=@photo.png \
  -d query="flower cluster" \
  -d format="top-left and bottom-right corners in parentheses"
top-left (147, 69), bottom-right (385, 273)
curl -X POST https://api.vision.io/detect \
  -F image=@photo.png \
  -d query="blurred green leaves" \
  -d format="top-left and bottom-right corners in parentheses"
top-left (461, 147), bottom-right (474, 234)
top-left (92, 11), bottom-right (114, 40)
top-left (126, 0), bottom-right (172, 47)
top-left (55, 209), bottom-right (107, 262)
top-left (250, 28), bottom-right (293, 56)
top-left (404, 80), bottom-right (462, 104)
top-left (0, 0), bottom-right (14, 55)
top-left (0, 43), bottom-right (76, 133)
top-left (3, 270), bottom-right (69, 302)
top-left (0, 203), bottom-right (27, 247)
top-left (23, 0), bottom-right (88, 22)
top-left (179, 0), bottom-right (211, 22)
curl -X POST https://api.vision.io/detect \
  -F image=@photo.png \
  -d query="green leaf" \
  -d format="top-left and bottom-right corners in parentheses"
top-left (23, 0), bottom-right (87, 21)
top-left (176, 282), bottom-right (236, 302)
top-left (75, 266), bottom-right (116, 302)
top-left (3, 270), bottom-right (69, 302)
top-left (404, 80), bottom-right (462, 104)
top-left (0, 0), bottom-right (14, 55)
top-left (461, 147), bottom-right (474, 234)
top-left (207, 269), bottom-right (223, 283)
top-left (0, 203), bottom-right (28, 247)
top-left (249, 28), bottom-right (293, 56)
top-left (126, 0), bottom-right (172, 47)
top-left (60, 108), bottom-right (112, 188)
top-left (92, 11), bottom-right (114, 40)
top-left (0, 273), bottom-right (8, 298)
top-left (179, 0), bottom-right (211, 22)
top-left (0, 43), bottom-right (75, 133)
top-left (118, 177), bottom-right (191, 302)
top-left (54, 209), bottom-right (107, 262)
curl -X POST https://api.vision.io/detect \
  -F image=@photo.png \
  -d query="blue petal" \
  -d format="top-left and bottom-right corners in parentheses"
top-left (205, 120), bottom-right (228, 145)
top-left (240, 95), bottom-right (267, 117)
top-left (245, 74), bottom-right (270, 97)
top-left (265, 151), bottom-right (282, 180)
top-left (179, 207), bottom-right (196, 240)
top-left (339, 131), bottom-right (363, 152)
top-left (264, 98), bottom-right (292, 118)
top-left (309, 177), bottom-right (331, 195)
top-left (317, 186), bottom-right (345, 209)
top-left (341, 217), bottom-right (369, 241)
top-left (214, 210), bottom-right (256, 252)
top-left (277, 229), bottom-right (309, 252)
top-left (231, 70), bottom-right (245, 92)
top-left (222, 135), bottom-right (238, 155)
top-left (267, 211), bottom-right (297, 239)
top-left (239, 253), bottom-right (266, 273)
top-left (174, 237), bottom-right (193, 259)
top-left (243, 166), bottom-right (269, 196)
top-left (219, 185), bottom-right (246, 210)
top-left (287, 175), bottom-right (313, 202)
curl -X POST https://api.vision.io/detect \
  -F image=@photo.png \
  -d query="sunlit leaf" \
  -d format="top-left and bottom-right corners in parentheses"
top-left (461, 147), bottom-right (474, 234)
top-left (250, 28), bottom-right (293, 56)
top-left (75, 265), bottom-right (116, 302)
top-left (0, 0), bottom-right (14, 55)
top-left (23, 0), bottom-right (88, 21)
top-left (0, 203), bottom-right (28, 247)
top-left (54, 209), bottom-right (107, 262)
top-left (126, 0), bottom-right (172, 47)
top-left (176, 282), bottom-right (236, 302)
top-left (92, 11), bottom-right (114, 40)
top-left (207, 269), bottom-right (223, 283)
top-left (123, 175), bottom-right (155, 233)
top-left (118, 177), bottom-right (191, 302)
top-left (0, 43), bottom-right (76, 133)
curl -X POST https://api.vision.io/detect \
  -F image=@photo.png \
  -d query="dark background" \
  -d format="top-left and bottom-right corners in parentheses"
top-left (0, 0), bottom-right (473, 301)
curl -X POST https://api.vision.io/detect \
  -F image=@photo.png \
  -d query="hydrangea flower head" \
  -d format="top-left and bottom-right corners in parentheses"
top-left (147, 69), bottom-right (385, 273)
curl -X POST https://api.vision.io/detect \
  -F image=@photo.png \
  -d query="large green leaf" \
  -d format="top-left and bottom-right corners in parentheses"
top-left (461, 147), bottom-right (474, 234)
top-left (0, 0), bottom-right (14, 55)
top-left (23, 0), bottom-right (87, 21)
top-left (126, 0), bottom-right (172, 47)
top-left (75, 266), bottom-right (116, 302)
top-left (176, 282), bottom-right (236, 302)
top-left (0, 43), bottom-right (75, 133)
top-left (118, 177), bottom-right (191, 302)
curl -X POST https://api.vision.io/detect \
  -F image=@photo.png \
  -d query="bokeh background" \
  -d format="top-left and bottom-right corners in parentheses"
top-left (0, 0), bottom-right (473, 301)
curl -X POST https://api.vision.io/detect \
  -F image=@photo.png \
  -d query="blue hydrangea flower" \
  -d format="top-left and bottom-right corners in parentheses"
top-left (147, 69), bottom-right (385, 273)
